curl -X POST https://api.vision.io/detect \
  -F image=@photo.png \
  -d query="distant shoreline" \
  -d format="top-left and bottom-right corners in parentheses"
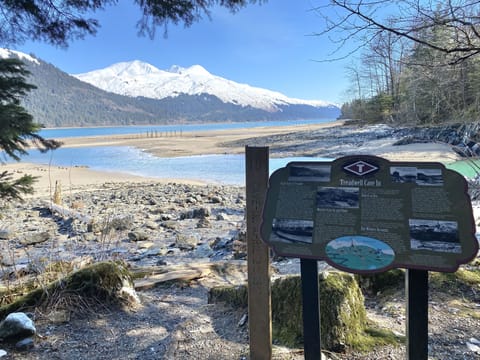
top-left (39, 118), bottom-right (339, 132)
top-left (51, 120), bottom-right (345, 158)
top-left (10, 121), bottom-right (462, 197)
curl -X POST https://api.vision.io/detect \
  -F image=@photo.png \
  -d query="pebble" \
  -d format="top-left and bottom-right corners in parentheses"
top-left (467, 337), bottom-right (480, 355)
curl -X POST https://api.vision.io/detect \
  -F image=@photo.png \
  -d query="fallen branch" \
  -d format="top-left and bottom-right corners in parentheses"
top-left (41, 200), bottom-right (92, 224)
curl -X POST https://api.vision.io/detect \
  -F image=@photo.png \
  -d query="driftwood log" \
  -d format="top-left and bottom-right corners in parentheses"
top-left (131, 261), bottom-right (248, 291)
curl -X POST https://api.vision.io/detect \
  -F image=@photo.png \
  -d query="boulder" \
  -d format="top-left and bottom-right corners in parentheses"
top-left (208, 271), bottom-right (368, 351)
top-left (355, 269), bottom-right (405, 295)
top-left (0, 312), bottom-right (35, 342)
top-left (19, 231), bottom-right (51, 246)
top-left (272, 272), bottom-right (367, 350)
top-left (0, 261), bottom-right (138, 318)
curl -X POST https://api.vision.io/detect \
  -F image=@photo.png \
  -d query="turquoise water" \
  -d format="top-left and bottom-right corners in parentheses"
top-left (11, 146), bottom-right (328, 185)
top-left (445, 158), bottom-right (480, 179)
top-left (12, 119), bottom-right (335, 185)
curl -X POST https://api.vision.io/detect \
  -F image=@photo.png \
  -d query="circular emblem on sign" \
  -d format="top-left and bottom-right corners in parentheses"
top-left (325, 236), bottom-right (395, 272)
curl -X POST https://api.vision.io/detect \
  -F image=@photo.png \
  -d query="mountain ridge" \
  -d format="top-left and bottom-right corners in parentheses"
top-left (73, 60), bottom-right (335, 112)
top-left (1, 48), bottom-right (340, 127)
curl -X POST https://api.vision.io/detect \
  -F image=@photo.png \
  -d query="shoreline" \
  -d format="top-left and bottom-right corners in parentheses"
top-left (4, 162), bottom-right (208, 198)
top-left (51, 120), bottom-right (345, 157)
top-left (7, 121), bottom-right (465, 197)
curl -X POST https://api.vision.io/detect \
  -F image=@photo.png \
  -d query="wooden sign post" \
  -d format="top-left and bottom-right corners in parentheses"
top-left (245, 146), bottom-right (272, 359)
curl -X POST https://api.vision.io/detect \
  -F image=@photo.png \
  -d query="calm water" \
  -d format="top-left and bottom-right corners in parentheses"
top-left (14, 146), bottom-right (327, 185)
top-left (38, 119), bottom-right (335, 139)
top-left (14, 119), bottom-right (336, 185)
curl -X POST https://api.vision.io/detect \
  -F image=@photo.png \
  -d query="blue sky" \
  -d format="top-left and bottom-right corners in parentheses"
top-left (15, 1), bottom-right (353, 105)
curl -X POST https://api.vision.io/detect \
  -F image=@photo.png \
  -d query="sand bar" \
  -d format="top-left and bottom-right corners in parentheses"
top-left (4, 121), bottom-right (464, 197)
top-left (54, 121), bottom-right (344, 157)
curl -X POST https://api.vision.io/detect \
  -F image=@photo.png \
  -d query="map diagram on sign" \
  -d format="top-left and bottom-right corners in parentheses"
top-left (260, 155), bottom-right (478, 274)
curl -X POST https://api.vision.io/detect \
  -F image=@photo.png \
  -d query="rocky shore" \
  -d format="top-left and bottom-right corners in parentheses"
top-left (0, 182), bottom-right (248, 271)
top-left (0, 121), bottom-right (480, 359)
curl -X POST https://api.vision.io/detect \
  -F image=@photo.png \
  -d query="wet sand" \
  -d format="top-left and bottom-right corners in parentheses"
top-left (4, 121), bottom-right (461, 197)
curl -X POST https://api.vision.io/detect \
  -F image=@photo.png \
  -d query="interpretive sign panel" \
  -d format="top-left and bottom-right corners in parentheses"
top-left (260, 155), bottom-right (478, 274)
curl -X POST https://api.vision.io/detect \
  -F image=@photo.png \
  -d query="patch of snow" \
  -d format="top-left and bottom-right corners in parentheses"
top-left (0, 48), bottom-right (39, 64)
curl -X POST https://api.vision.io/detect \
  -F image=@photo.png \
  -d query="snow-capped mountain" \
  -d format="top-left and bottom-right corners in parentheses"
top-left (73, 61), bottom-right (335, 112)
top-left (0, 48), bottom-right (340, 127)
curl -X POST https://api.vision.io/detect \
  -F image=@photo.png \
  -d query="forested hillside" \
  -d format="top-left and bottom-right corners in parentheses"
top-left (332, 1), bottom-right (480, 126)
top-left (17, 55), bottom-right (339, 128)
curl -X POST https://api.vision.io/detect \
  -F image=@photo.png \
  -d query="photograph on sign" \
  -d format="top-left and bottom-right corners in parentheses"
top-left (390, 166), bottom-right (444, 186)
top-left (271, 218), bottom-right (313, 244)
top-left (288, 164), bottom-right (331, 182)
top-left (316, 187), bottom-right (360, 209)
top-left (409, 219), bottom-right (460, 253)
top-left (325, 236), bottom-right (395, 272)
top-left (260, 155), bottom-right (478, 274)
top-left (416, 168), bottom-right (443, 186)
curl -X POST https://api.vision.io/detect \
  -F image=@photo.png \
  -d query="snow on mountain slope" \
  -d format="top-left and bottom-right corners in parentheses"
top-left (73, 61), bottom-right (335, 112)
top-left (0, 48), bottom-right (39, 64)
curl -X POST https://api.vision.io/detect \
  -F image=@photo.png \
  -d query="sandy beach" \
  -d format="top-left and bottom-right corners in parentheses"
top-left (3, 121), bottom-right (463, 197)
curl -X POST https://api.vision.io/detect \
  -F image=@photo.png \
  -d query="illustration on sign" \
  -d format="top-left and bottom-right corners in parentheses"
top-left (260, 155), bottom-right (478, 274)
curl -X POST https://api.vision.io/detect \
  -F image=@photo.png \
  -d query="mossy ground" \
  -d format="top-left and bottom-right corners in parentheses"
top-left (0, 261), bottom-right (133, 318)
top-left (210, 271), bottom-right (403, 352)
top-left (428, 268), bottom-right (480, 320)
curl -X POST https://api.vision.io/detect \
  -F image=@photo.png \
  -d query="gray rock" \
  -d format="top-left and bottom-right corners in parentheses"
top-left (19, 231), bottom-right (51, 246)
top-left (0, 256), bottom-right (14, 267)
top-left (82, 232), bottom-right (97, 242)
top-left (210, 237), bottom-right (231, 251)
top-left (128, 230), bottom-right (149, 242)
top-left (161, 221), bottom-right (177, 230)
top-left (467, 338), bottom-right (480, 354)
top-left (0, 312), bottom-right (36, 341)
top-left (196, 218), bottom-right (211, 228)
top-left (144, 220), bottom-right (158, 230)
top-left (15, 337), bottom-right (34, 351)
top-left (185, 197), bottom-right (197, 204)
top-left (192, 243), bottom-right (214, 258)
top-left (180, 207), bottom-right (211, 220)
top-left (160, 213), bottom-right (174, 221)
top-left (0, 349), bottom-right (6, 357)
top-left (216, 213), bottom-right (230, 221)
top-left (210, 196), bottom-right (222, 204)
top-left (107, 214), bottom-right (135, 230)
top-left (176, 234), bottom-right (200, 250)
top-left (0, 229), bottom-right (14, 240)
